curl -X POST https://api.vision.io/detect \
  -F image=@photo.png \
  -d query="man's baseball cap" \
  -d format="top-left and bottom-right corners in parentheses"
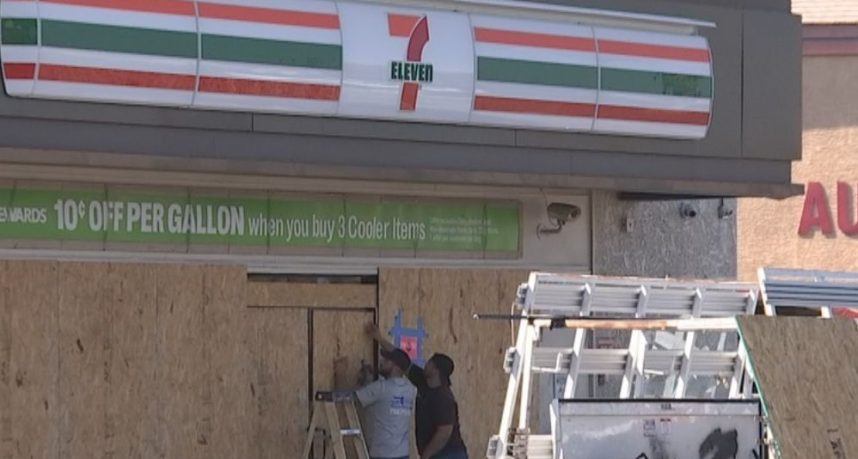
top-left (380, 348), bottom-right (412, 372)
top-left (429, 353), bottom-right (455, 386)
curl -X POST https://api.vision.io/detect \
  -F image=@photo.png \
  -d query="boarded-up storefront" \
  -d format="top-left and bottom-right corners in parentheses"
top-left (0, 0), bottom-right (803, 456)
top-left (0, 262), bottom-right (531, 457)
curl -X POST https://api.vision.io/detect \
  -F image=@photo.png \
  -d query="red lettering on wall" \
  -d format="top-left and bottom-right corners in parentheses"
top-left (798, 182), bottom-right (835, 236)
top-left (837, 181), bottom-right (858, 236)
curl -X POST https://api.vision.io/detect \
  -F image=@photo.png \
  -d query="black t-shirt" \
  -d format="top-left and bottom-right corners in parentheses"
top-left (407, 365), bottom-right (467, 456)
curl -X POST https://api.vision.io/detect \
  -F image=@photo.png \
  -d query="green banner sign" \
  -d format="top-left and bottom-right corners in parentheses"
top-left (0, 187), bottom-right (520, 254)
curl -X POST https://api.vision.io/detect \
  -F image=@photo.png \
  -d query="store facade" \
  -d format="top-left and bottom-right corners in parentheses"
top-left (0, 0), bottom-right (800, 456)
top-left (739, 3), bottom-right (858, 280)
top-left (738, 1), bottom-right (858, 322)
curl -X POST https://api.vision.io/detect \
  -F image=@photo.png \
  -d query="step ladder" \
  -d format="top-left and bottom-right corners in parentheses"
top-left (302, 391), bottom-right (370, 459)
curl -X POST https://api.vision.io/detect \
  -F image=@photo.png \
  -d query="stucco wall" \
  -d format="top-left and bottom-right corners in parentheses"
top-left (738, 56), bottom-right (858, 280)
top-left (593, 191), bottom-right (737, 278)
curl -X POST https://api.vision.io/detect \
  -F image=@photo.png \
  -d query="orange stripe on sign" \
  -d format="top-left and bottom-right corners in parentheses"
top-left (198, 3), bottom-right (340, 29)
top-left (598, 104), bottom-right (710, 125)
top-left (39, 64), bottom-right (197, 90)
top-left (598, 39), bottom-right (710, 62)
top-left (388, 13), bottom-right (421, 37)
top-left (474, 27), bottom-right (596, 52)
top-left (41, 0), bottom-right (195, 16)
top-left (199, 76), bottom-right (340, 101)
top-left (3, 63), bottom-right (36, 79)
top-left (474, 95), bottom-right (596, 118)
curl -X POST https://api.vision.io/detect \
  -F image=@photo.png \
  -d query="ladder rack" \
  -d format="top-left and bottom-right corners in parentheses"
top-left (488, 273), bottom-right (759, 459)
top-left (519, 273), bottom-right (757, 317)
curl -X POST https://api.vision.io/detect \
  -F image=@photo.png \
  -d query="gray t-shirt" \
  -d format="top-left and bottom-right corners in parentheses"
top-left (355, 376), bottom-right (417, 458)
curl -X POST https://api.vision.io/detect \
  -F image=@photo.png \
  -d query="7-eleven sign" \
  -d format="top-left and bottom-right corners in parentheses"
top-left (388, 14), bottom-right (433, 111)
top-left (336, 3), bottom-right (473, 123)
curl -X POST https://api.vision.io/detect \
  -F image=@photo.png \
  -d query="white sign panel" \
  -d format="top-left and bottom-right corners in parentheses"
top-left (0, 0), bottom-right (713, 139)
top-left (338, 2), bottom-right (474, 122)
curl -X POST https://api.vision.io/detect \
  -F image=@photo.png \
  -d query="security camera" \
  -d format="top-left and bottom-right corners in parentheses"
top-left (538, 202), bottom-right (582, 237)
top-left (679, 203), bottom-right (698, 219)
top-left (547, 202), bottom-right (581, 223)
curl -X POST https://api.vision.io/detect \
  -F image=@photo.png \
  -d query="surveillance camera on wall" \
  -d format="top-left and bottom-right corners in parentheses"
top-left (679, 203), bottom-right (698, 219)
top-left (537, 202), bottom-right (582, 237)
top-left (547, 202), bottom-right (581, 223)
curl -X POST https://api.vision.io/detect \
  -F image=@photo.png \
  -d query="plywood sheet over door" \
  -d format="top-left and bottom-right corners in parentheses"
top-left (248, 307), bottom-right (309, 459)
top-left (379, 268), bottom-right (529, 456)
top-left (313, 309), bottom-right (375, 393)
top-left (247, 278), bottom-right (377, 457)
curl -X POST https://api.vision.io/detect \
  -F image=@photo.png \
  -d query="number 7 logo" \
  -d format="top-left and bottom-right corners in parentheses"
top-left (387, 14), bottom-right (431, 111)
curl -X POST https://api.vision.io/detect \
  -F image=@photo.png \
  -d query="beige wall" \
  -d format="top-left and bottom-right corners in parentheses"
top-left (738, 55), bottom-right (858, 280)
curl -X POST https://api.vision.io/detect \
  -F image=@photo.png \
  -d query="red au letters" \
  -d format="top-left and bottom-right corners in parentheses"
top-left (837, 182), bottom-right (858, 235)
top-left (798, 181), bottom-right (858, 236)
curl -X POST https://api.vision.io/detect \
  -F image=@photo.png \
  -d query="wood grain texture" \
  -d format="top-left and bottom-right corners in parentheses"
top-left (379, 268), bottom-right (529, 457)
top-left (57, 262), bottom-right (109, 457)
top-left (1, 260), bottom-right (387, 459)
top-left (249, 307), bottom-right (309, 459)
top-left (247, 282), bottom-right (376, 308)
top-left (157, 264), bottom-right (209, 458)
top-left (0, 261), bottom-right (10, 459)
top-left (103, 263), bottom-right (158, 458)
top-left (738, 316), bottom-right (858, 459)
top-left (10, 261), bottom-right (60, 458)
top-left (313, 309), bottom-right (375, 393)
top-left (204, 265), bottom-right (253, 458)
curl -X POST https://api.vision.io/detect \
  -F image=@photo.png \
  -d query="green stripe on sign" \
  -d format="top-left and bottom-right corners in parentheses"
top-left (1, 18), bottom-right (38, 45)
top-left (601, 68), bottom-right (712, 98)
top-left (477, 57), bottom-right (597, 89)
top-left (202, 35), bottom-right (341, 70)
top-left (41, 20), bottom-right (197, 58)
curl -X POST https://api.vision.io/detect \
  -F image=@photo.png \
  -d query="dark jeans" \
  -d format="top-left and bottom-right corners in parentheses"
top-left (371, 457), bottom-right (408, 459)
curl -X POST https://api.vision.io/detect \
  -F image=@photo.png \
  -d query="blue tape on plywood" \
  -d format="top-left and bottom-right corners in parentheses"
top-left (389, 309), bottom-right (427, 366)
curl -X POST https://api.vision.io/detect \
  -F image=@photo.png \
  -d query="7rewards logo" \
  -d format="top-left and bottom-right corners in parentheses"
top-left (387, 13), bottom-right (433, 111)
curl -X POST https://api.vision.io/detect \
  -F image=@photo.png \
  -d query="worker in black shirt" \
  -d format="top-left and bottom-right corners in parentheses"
top-left (367, 324), bottom-right (469, 459)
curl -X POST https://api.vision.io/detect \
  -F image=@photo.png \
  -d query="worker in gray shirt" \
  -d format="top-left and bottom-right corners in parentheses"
top-left (355, 347), bottom-right (417, 459)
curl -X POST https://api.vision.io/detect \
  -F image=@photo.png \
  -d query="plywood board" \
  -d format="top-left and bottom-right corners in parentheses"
top-left (249, 307), bottom-right (310, 458)
top-left (57, 262), bottom-right (109, 457)
top-left (379, 268), bottom-right (529, 456)
top-left (247, 282), bottom-right (376, 308)
top-left (102, 263), bottom-right (159, 458)
top-left (203, 265), bottom-right (253, 458)
top-left (313, 309), bottom-right (375, 393)
top-left (3, 259), bottom-right (382, 459)
top-left (157, 264), bottom-right (208, 458)
top-left (0, 261), bottom-right (10, 459)
top-left (8, 261), bottom-right (60, 459)
top-left (738, 316), bottom-right (858, 459)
